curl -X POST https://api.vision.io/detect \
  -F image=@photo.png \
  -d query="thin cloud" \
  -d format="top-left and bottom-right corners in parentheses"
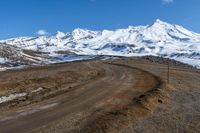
top-left (162, 0), bottom-right (174, 4)
top-left (36, 29), bottom-right (49, 36)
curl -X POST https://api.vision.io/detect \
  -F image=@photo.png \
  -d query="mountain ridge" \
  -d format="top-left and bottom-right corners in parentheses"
top-left (0, 19), bottom-right (200, 69)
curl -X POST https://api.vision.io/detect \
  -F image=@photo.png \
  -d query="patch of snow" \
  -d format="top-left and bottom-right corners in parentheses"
top-left (0, 93), bottom-right (27, 104)
top-left (0, 58), bottom-right (6, 64)
top-left (0, 65), bottom-right (26, 72)
top-left (174, 57), bottom-right (200, 68)
top-left (31, 87), bottom-right (43, 93)
top-left (53, 55), bottom-right (96, 63)
top-left (0, 67), bottom-right (7, 71)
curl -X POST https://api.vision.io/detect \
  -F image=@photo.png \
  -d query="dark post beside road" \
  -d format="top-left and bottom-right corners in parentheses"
top-left (167, 58), bottom-right (170, 84)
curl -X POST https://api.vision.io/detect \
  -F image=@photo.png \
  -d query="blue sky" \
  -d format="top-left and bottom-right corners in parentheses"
top-left (0, 0), bottom-right (199, 39)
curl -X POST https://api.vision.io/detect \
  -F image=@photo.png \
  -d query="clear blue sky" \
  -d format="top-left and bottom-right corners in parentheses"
top-left (0, 0), bottom-right (199, 39)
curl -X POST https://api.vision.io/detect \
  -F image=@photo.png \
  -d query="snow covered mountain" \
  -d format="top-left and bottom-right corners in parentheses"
top-left (1, 19), bottom-right (200, 68)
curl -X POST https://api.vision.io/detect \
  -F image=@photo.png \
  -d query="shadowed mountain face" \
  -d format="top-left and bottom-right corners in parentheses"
top-left (0, 44), bottom-right (40, 68)
top-left (0, 43), bottom-right (59, 67)
top-left (0, 19), bottom-right (200, 68)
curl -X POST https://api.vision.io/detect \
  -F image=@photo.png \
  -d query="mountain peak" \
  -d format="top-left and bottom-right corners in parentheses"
top-left (151, 19), bottom-right (172, 27)
top-left (148, 19), bottom-right (174, 30)
top-left (73, 28), bottom-right (88, 33)
top-left (155, 19), bottom-right (165, 23)
top-left (55, 31), bottom-right (66, 39)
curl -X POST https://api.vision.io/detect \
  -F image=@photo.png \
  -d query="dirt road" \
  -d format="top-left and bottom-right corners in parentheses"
top-left (0, 58), bottom-right (199, 133)
top-left (0, 60), bottom-right (160, 133)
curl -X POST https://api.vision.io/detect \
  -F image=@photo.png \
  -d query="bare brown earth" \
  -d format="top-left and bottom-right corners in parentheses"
top-left (0, 57), bottom-right (199, 133)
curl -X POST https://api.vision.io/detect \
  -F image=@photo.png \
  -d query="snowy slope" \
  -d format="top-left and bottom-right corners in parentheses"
top-left (1, 19), bottom-right (200, 68)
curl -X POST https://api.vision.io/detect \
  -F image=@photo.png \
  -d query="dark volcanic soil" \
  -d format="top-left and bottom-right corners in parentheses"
top-left (0, 57), bottom-right (199, 133)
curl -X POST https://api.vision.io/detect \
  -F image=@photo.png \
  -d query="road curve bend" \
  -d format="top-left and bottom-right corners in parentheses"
top-left (0, 61), bottom-right (162, 133)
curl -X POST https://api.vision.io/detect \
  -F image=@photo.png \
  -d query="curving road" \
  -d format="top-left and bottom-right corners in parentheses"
top-left (0, 61), bottom-right (160, 133)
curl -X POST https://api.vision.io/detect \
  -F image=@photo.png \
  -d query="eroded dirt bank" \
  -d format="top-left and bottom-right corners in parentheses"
top-left (0, 57), bottom-right (199, 133)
